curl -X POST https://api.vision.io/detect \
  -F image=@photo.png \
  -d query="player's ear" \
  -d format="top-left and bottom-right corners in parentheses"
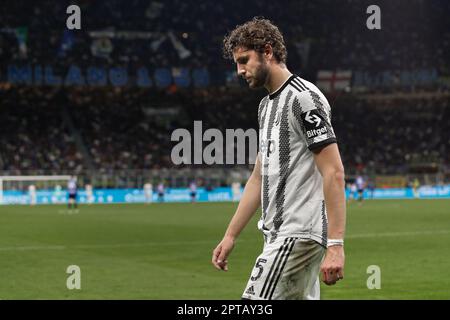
top-left (263, 44), bottom-right (273, 61)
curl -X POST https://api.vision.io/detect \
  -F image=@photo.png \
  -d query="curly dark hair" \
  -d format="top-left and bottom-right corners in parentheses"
top-left (223, 17), bottom-right (287, 64)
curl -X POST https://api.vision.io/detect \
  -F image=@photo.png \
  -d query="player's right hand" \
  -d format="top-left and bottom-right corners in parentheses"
top-left (212, 236), bottom-right (235, 271)
top-left (320, 245), bottom-right (345, 285)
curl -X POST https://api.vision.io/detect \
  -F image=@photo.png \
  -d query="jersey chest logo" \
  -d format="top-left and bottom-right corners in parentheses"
top-left (260, 139), bottom-right (276, 158)
top-left (274, 110), bottom-right (281, 126)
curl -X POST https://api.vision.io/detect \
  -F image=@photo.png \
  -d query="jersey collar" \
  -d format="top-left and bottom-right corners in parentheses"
top-left (268, 74), bottom-right (296, 100)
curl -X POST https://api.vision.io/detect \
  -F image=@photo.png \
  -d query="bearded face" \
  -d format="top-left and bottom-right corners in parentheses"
top-left (233, 48), bottom-right (270, 89)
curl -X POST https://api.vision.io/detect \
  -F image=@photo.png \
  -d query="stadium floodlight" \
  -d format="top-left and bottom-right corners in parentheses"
top-left (0, 175), bottom-right (73, 205)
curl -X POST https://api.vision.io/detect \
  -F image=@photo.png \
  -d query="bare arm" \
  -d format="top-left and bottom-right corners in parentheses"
top-left (223, 156), bottom-right (262, 240)
top-left (313, 143), bottom-right (346, 285)
top-left (212, 156), bottom-right (262, 271)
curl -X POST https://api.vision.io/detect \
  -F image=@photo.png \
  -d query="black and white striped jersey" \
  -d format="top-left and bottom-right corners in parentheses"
top-left (257, 74), bottom-right (337, 246)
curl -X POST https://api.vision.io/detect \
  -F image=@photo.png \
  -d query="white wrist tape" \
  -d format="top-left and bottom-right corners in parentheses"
top-left (327, 239), bottom-right (344, 247)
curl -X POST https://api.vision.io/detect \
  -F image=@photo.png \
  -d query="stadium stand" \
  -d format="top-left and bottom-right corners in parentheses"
top-left (1, 0), bottom-right (449, 188)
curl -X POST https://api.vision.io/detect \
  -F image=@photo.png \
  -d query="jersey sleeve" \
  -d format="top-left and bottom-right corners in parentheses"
top-left (291, 90), bottom-right (337, 151)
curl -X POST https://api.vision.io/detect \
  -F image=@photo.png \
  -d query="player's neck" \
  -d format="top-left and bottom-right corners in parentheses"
top-left (265, 65), bottom-right (292, 95)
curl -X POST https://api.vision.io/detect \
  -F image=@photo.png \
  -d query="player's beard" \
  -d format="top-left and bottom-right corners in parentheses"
top-left (248, 55), bottom-right (269, 89)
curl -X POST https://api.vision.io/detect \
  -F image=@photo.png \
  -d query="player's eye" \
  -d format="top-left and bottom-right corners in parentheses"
top-left (237, 57), bottom-right (248, 64)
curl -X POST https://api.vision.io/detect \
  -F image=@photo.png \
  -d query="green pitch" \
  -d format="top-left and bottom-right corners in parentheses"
top-left (0, 199), bottom-right (449, 299)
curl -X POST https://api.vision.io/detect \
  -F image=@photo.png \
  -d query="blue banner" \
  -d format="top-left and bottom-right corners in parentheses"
top-left (1, 185), bottom-right (449, 205)
top-left (5, 64), bottom-right (210, 88)
top-left (345, 185), bottom-right (450, 200)
top-left (1, 187), bottom-right (238, 205)
top-left (4, 64), bottom-right (443, 90)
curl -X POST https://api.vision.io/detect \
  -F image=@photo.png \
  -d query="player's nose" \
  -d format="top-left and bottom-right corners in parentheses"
top-left (237, 65), bottom-right (246, 77)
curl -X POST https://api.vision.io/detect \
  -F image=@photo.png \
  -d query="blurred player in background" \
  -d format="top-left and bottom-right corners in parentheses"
top-left (55, 184), bottom-right (62, 198)
top-left (157, 182), bottom-right (165, 202)
top-left (189, 180), bottom-right (197, 203)
top-left (231, 181), bottom-right (242, 202)
top-left (412, 178), bottom-right (420, 198)
top-left (144, 182), bottom-right (153, 204)
top-left (28, 184), bottom-right (37, 206)
top-left (85, 183), bottom-right (94, 204)
top-left (67, 176), bottom-right (78, 213)
top-left (356, 175), bottom-right (365, 205)
top-left (212, 18), bottom-right (346, 300)
top-left (348, 182), bottom-right (357, 204)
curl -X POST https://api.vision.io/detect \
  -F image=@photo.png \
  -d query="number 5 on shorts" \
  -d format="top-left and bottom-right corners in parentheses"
top-left (251, 258), bottom-right (267, 281)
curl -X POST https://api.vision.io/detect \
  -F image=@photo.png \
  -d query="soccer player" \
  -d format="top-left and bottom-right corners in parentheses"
top-left (189, 180), bottom-right (197, 203)
top-left (157, 182), bottom-right (165, 202)
top-left (85, 183), bottom-right (94, 204)
top-left (67, 176), bottom-right (78, 213)
top-left (231, 181), bottom-right (242, 202)
top-left (144, 182), bottom-right (153, 204)
top-left (212, 18), bottom-right (346, 300)
top-left (28, 184), bottom-right (37, 206)
top-left (356, 175), bottom-right (365, 204)
top-left (348, 182), bottom-right (358, 203)
top-left (412, 178), bottom-right (420, 199)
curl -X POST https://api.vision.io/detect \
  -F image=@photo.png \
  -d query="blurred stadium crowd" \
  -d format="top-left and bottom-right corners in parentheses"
top-left (1, 0), bottom-right (449, 186)
top-left (2, 0), bottom-right (449, 73)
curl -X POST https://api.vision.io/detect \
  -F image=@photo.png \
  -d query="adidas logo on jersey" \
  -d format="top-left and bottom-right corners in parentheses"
top-left (245, 285), bottom-right (255, 295)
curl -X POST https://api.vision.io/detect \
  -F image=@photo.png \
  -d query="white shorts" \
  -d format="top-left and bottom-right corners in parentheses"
top-left (242, 237), bottom-right (325, 300)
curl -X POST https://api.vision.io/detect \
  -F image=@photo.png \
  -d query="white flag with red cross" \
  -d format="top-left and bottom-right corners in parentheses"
top-left (316, 70), bottom-right (352, 92)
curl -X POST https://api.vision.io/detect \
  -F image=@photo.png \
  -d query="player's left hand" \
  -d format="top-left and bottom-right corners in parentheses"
top-left (320, 245), bottom-right (345, 285)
